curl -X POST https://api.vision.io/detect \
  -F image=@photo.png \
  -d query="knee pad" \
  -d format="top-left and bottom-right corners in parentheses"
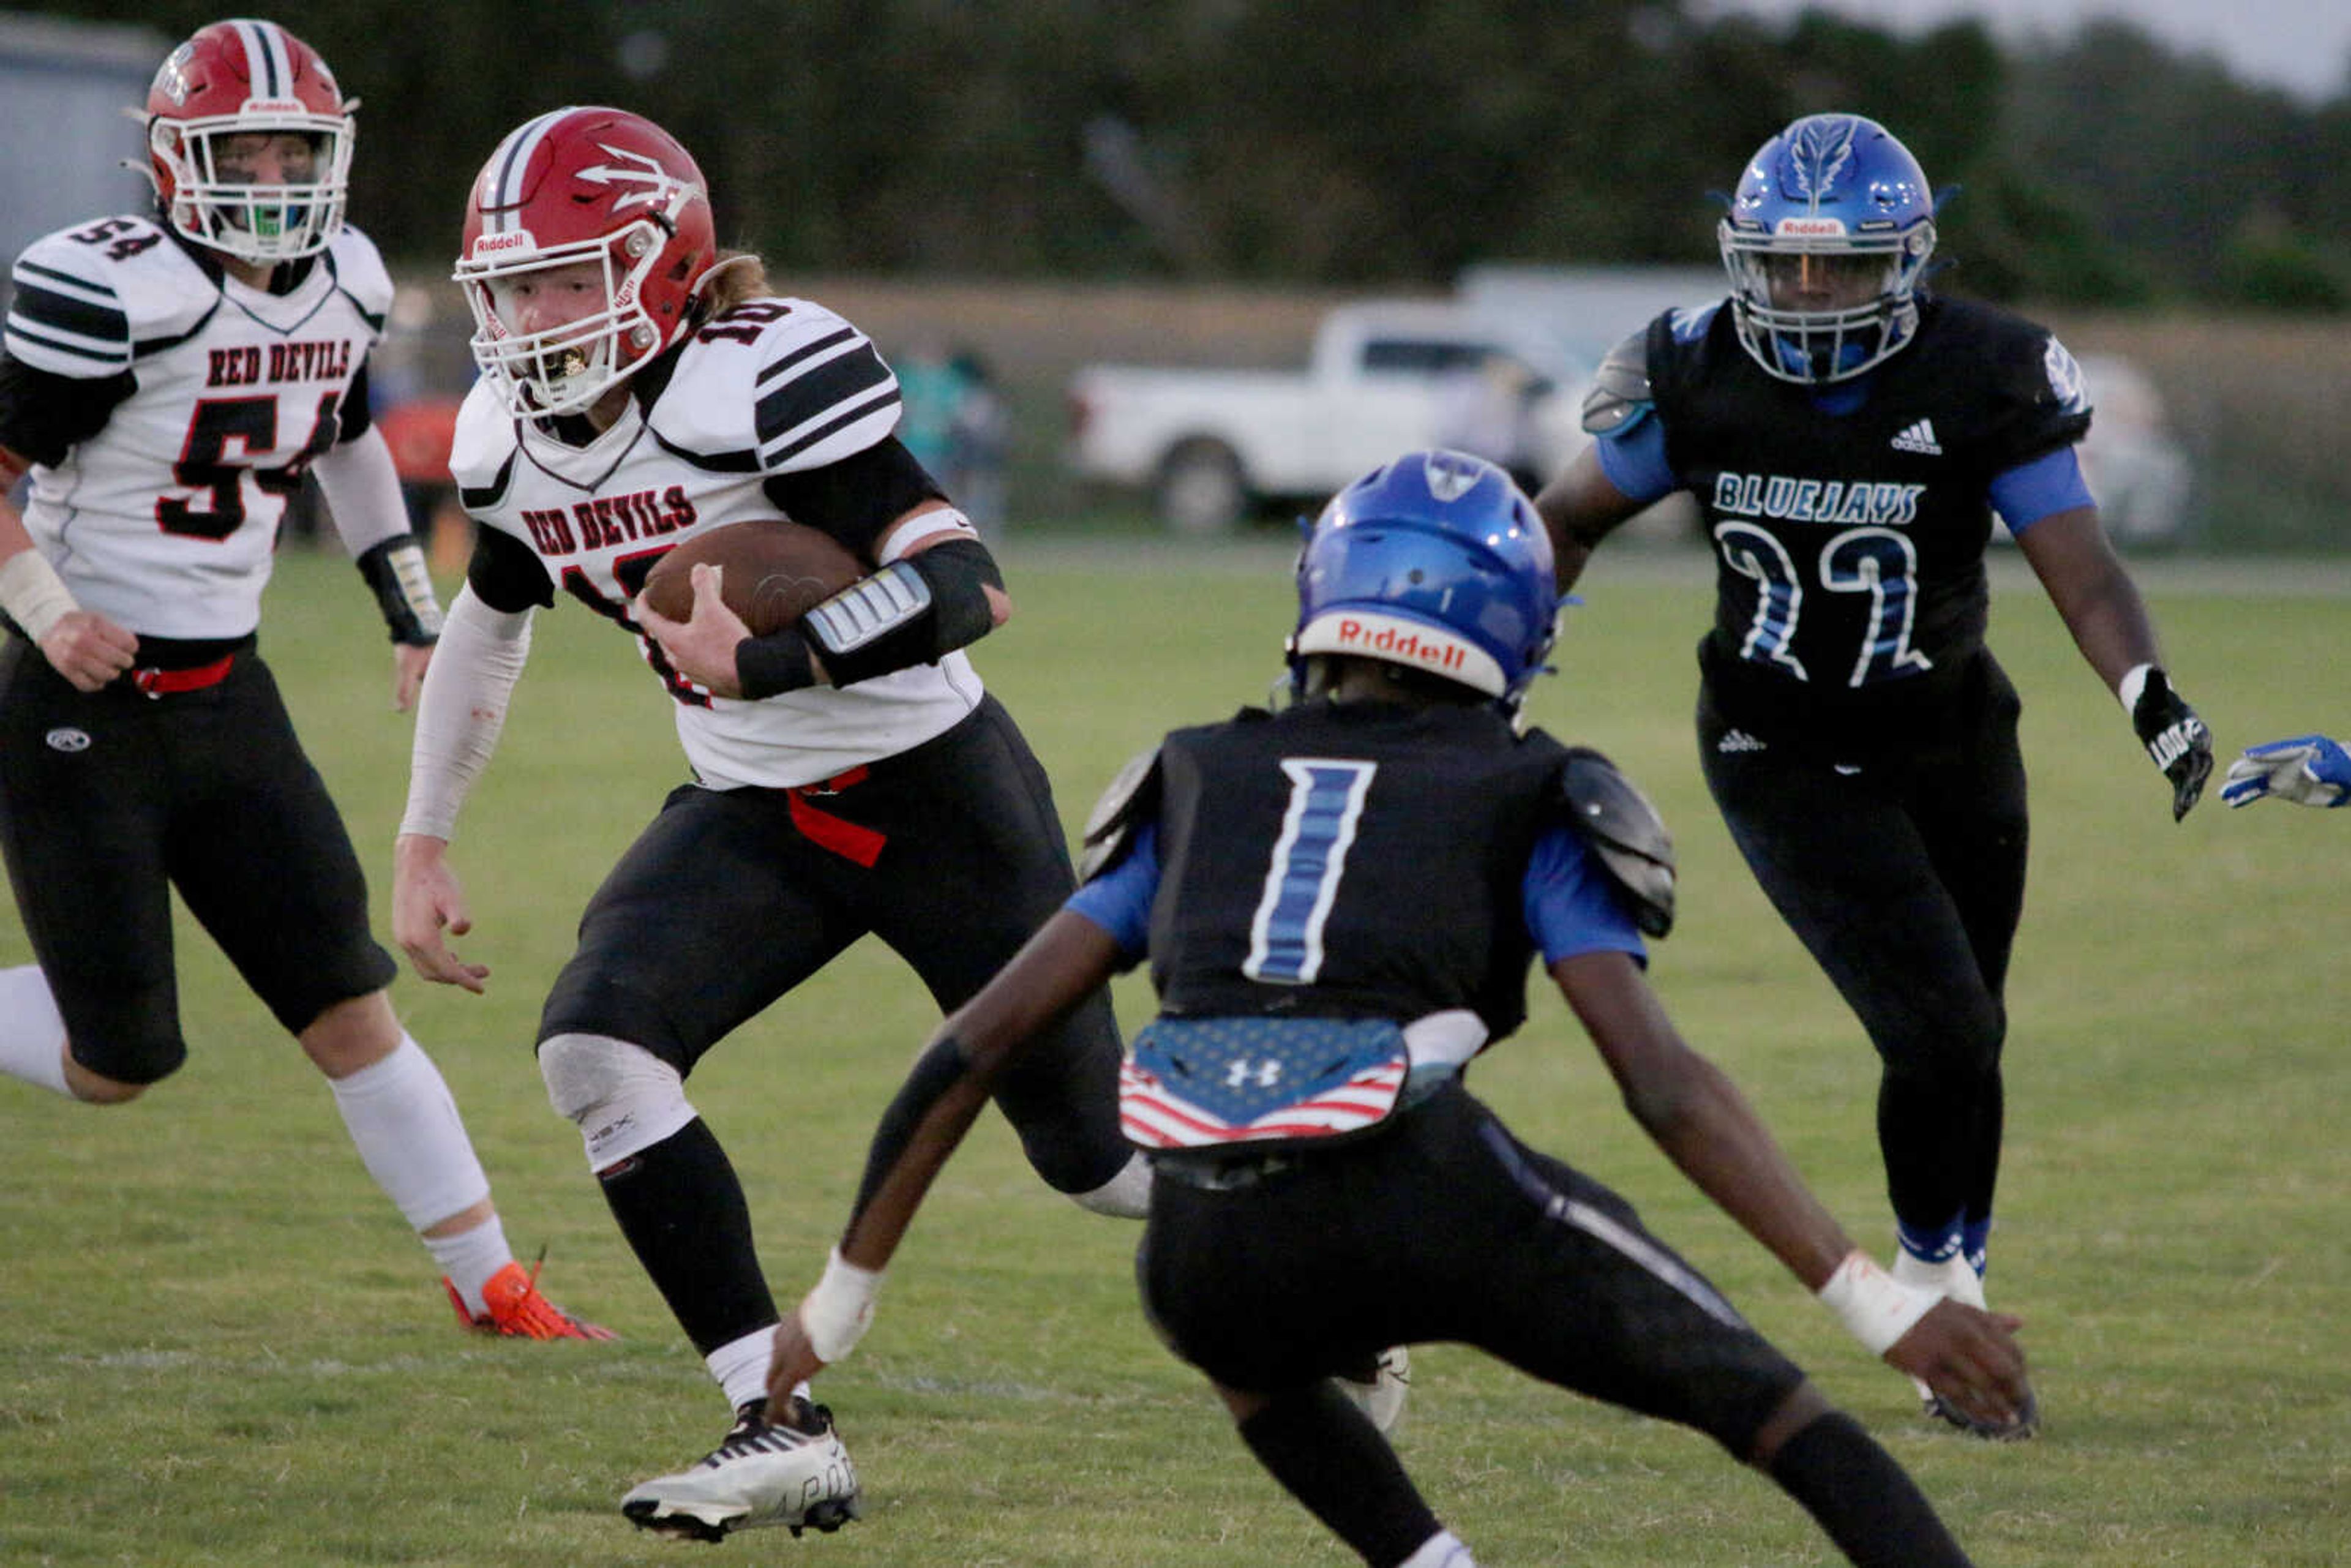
top-left (538, 1032), bottom-right (699, 1171)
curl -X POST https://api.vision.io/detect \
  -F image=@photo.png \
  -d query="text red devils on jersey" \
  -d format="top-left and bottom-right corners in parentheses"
top-left (2, 215), bottom-right (390, 639)
top-left (450, 296), bottom-right (983, 790)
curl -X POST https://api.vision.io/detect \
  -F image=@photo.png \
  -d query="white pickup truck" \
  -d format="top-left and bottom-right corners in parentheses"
top-left (1064, 300), bottom-right (1592, 534)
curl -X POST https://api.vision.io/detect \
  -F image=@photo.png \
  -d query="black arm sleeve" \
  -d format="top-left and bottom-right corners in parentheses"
top-left (336, 361), bottom-right (373, 443)
top-left (760, 435), bottom-right (944, 561)
top-left (464, 521), bottom-right (556, 612)
top-left (0, 351), bottom-right (135, 468)
top-left (797, 536), bottom-right (1004, 689)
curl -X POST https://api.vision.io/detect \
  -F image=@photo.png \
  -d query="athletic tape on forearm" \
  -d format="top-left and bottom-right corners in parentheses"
top-left (802, 1246), bottom-right (883, 1364)
top-left (400, 585), bottom-right (533, 841)
top-left (0, 548), bottom-right (79, 643)
top-left (1817, 1250), bottom-right (1940, 1356)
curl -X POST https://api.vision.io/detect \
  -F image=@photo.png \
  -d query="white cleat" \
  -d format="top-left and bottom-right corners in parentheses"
top-left (1338, 1346), bottom-right (1412, 1436)
top-left (620, 1396), bottom-right (861, 1542)
top-left (1892, 1250), bottom-right (2036, 1441)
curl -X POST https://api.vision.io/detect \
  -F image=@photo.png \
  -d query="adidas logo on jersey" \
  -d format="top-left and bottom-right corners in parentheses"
top-left (1716, 729), bottom-right (1767, 754)
top-left (1889, 419), bottom-right (1943, 455)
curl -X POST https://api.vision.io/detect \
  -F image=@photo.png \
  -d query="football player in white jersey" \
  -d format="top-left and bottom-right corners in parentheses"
top-left (0, 19), bottom-right (607, 1341)
top-left (391, 105), bottom-right (1147, 1544)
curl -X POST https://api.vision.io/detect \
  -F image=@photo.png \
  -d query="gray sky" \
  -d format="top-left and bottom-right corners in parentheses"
top-left (1697, 0), bottom-right (2351, 102)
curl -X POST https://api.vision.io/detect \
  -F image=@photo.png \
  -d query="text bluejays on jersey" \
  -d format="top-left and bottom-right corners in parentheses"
top-left (1711, 473), bottom-right (1927, 527)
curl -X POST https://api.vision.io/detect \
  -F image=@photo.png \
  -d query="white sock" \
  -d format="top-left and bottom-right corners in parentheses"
top-left (707, 1325), bottom-right (781, 1413)
top-left (1892, 1248), bottom-right (1988, 1310)
top-left (0, 965), bottom-right (72, 1097)
top-left (427, 1212), bottom-right (516, 1316)
top-left (1400, 1529), bottom-right (1478, 1567)
top-left (326, 1034), bottom-right (493, 1231)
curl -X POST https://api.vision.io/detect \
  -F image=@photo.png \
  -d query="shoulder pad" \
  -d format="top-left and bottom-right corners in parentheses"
top-left (6, 217), bottom-right (210, 377)
top-left (324, 226), bottom-right (395, 330)
top-left (654, 296), bottom-right (899, 477)
top-left (1558, 747), bottom-right (1676, 937)
top-left (1580, 329), bottom-right (1655, 437)
top-left (2034, 331), bottom-right (2091, 419)
top-left (1078, 743), bottom-right (1164, 883)
top-left (448, 380), bottom-right (519, 491)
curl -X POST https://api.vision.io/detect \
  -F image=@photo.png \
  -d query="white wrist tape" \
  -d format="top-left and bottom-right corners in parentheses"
top-left (801, 1247), bottom-right (883, 1364)
top-left (1817, 1250), bottom-right (1940, 1356)
top-left (400, 585), bottom-right (532, 840)
top-left (2117, 662), bottom-right (2155, 713)
top-left (0, 549), bottom-right (79, 643)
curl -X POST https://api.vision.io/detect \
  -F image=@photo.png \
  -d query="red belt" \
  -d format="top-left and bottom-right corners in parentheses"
top-left (131, 655), bottom-right (234, 697)
top-left (786, 765), bottom-right (887, 866)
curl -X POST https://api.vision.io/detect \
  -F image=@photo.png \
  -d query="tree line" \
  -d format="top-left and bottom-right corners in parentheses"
top-left (75, 0), bottom-right (2351, 310)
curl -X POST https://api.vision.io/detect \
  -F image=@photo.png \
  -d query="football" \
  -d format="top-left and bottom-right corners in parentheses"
top-left (639, 519), bottom-right (863, 636)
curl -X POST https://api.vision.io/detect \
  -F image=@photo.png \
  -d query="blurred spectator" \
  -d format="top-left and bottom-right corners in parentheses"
top-left (892, 338), bottom-right (966, 479)
top-left (946, 349), bottom-right (1009, 540)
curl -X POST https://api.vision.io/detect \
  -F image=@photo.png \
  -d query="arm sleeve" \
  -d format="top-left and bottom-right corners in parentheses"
top-left (400, 583), bottom-right (534, 841)
top-left (0, 350), bottom-right (133, 468)
top-left (464, 517), bottom-right (557, 612)
top-left (1592, 415), bottom-right (1678, 505)
top-left (336, 361), bottom-right (375, 442)
top-left (1989, 445), bottom-right (2095, 536)
top-left (312, 424), bottom-right (413, 557)
top-left (760, 435), bottom-right (943, 560)
top-left (1063, 819), bottom-right (1160, 965)
top-left (1523, 825), bottom-right (1648, 967)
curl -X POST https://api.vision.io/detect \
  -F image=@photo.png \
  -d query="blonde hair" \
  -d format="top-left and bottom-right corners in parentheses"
top-left (694, 249), bottom-right (774, 320)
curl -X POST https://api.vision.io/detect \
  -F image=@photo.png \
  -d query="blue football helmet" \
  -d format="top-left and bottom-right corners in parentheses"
top-left (1289, 450), bottom-right (1558, 703)
top-left (1719, 113), bottom-right (1937, 384)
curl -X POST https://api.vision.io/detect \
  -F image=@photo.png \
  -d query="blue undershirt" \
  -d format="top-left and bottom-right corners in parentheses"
top-left (1593, 396), bottom-right (2094, 536)
top-left (1065, 819), bottom-right (1648, 972)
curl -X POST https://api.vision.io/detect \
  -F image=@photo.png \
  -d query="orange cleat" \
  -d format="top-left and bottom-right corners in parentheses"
top-left (446, 1256), bottom-right (616, 1341)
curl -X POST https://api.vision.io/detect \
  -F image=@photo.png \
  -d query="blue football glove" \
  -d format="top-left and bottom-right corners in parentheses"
top-left (2221, 735), bottom-right (2351, 809)
top-left (2128, 667), bottom-right (2212, 822)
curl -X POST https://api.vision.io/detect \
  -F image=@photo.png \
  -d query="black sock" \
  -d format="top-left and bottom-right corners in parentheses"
top-left (1235, 1382), bottom-right (1441, 1567)
top-left (1766, 1410), bottom-right (1973, 1568)
top-left (596, 1118), bottom-right (778, 1355)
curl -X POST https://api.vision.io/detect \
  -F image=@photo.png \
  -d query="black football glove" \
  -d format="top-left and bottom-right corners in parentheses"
top-left (2129, 667), bottom-right (2213, 822)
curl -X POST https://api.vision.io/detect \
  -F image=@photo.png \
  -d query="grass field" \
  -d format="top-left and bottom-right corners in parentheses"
top-left (2, 539), bottom-right (2345, 1567)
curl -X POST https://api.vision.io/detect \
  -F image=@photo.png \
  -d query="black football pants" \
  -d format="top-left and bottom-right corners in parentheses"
top-left (1697, 664), bottom-right (2028, 1249)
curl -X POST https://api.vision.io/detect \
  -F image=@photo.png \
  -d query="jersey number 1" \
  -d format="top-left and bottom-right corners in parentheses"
top-left (1243, 759), bottom-right (1377, 986)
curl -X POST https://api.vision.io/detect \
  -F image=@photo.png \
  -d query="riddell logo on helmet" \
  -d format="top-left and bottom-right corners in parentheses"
top-left (1332, 617), bottom-right (1466, 673)
top-left (1775, 217), bottom-right (1847, 237)
top-left (241, 97), bottom-right (307, 114)
top-left (471, 230), bottom-right (535, 256)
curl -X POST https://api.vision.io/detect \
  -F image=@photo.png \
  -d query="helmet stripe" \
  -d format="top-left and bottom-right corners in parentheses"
top-left (480, 108), bottom-right (574, 231)
top-left (232, 18), bottom-right (290, 100)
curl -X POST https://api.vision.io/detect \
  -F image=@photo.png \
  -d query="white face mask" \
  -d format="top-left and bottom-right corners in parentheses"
top-left (154, 112), bottom-right (353, 263)
top-left (456, 225), bottom-right (667, 418)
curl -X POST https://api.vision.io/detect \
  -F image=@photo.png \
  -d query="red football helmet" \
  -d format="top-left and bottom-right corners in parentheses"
top-left (454, 107), bottom-right (718, 418)
top-left (146, 19), bottom-right (354, 263)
